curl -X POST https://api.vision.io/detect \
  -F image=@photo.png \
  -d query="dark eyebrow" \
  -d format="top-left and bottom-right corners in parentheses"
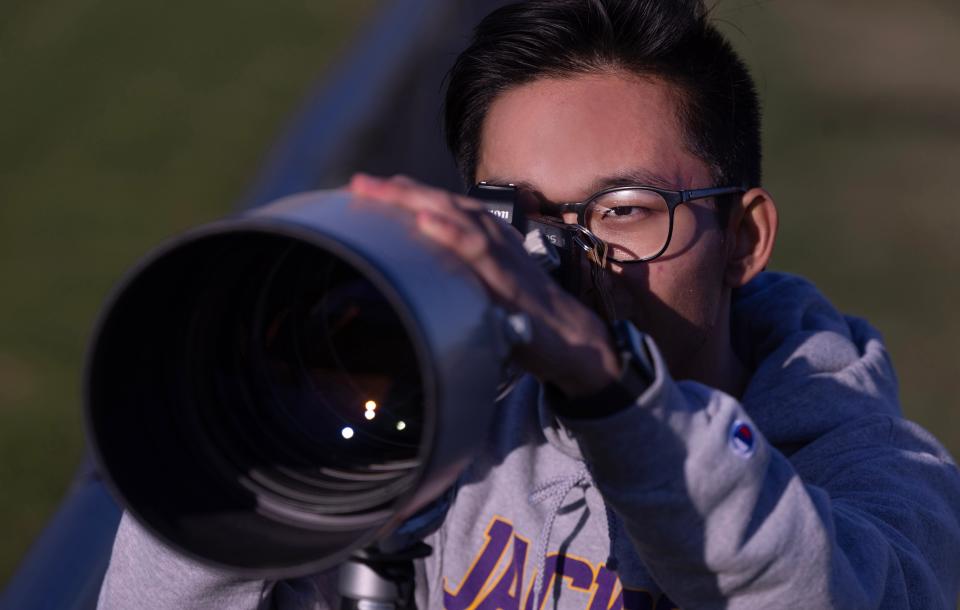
top-left (477, 168), bottom-right (680, 201)
top-left (586, 169), bottom-right (678, 192)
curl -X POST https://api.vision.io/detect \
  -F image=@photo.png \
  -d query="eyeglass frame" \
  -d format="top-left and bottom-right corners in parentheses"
top-left (478, 182), bottom-right (747, 264)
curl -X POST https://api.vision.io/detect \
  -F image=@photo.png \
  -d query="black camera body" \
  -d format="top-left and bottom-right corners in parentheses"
top-left (469, 182), bottom-right (589, 296)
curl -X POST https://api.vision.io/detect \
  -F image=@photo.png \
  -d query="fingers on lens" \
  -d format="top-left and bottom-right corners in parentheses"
top-left (416, 211), bottom-right (460, 245)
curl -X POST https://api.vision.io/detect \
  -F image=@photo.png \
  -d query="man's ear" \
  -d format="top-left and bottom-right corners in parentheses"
top-left (724, 187), bottom-right (778, 288)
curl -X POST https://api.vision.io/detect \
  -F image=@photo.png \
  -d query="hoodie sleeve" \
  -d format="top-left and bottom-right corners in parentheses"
top-left (97, 512), bottom-right (337, 610)
top-left (555, 338), bottom-right (960, 610)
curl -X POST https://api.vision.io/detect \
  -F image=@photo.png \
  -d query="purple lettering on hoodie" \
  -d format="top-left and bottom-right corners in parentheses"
top-left (588, 565), bottom-right (622, 610)
top-left (589, 568), bottom-right (664, 610)
top-left (524, 553), bottom-right (594, 610)
top-left (445, 517), bottom-right (677, 610)
top-left (475, 534), bottom-right (529, 610)
top-left (444, 518), bottom-right (514, 610)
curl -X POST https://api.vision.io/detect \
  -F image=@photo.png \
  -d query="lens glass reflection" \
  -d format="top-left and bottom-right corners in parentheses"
top-left (185, 235), bottom-right (425, 519)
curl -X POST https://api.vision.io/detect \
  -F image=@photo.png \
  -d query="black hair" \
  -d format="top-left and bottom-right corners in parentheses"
top-left (443, 0), bottom-right (762, 195)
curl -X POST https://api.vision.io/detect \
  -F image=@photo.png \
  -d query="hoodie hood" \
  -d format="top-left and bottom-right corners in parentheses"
top-left (732, 272), bottom-right (901, 451)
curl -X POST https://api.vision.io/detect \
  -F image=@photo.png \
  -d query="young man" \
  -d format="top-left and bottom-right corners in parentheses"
top-left (99, 1), bottom-right (960, 608)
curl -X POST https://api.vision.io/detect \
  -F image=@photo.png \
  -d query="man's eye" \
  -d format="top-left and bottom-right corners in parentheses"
top-left (601, 205), bottom-right (653, 219)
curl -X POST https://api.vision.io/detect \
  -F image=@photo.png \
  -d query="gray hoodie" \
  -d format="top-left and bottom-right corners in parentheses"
top-left (98, 272), bottom-right (960, 609)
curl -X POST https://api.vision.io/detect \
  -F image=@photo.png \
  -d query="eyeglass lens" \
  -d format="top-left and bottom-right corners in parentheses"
top-left (585, 189), bottom-right (671, 261)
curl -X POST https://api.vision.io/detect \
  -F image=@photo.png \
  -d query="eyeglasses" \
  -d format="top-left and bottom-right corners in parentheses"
top-left (489, 183), bottom-right (745, 263)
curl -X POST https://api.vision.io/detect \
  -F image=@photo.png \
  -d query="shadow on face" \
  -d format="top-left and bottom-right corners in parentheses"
top-left (477, 72), bottom-right (735, 382)
top-left (600, 199), bottom-right (730, 378)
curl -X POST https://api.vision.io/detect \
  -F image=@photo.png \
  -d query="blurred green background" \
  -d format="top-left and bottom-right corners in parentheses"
top-left (1, 0), bottom-right (958, 586)
top-left (0, 0), bottom-right (376, 582)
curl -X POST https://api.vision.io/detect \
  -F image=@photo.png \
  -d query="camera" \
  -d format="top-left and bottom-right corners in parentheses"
top-left (85, 184), bottom-right (611, 579)
top-left (471, 182), bottom-right (610, 310)
top-left (86, 190), bottom-right (504, 577)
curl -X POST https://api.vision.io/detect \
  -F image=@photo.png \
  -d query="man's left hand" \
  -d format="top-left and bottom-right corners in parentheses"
top-left (348, 173), bottom-right (620, 398)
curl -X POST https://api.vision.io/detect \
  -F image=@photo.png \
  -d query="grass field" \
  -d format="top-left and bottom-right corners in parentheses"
top-left (0, 0), bottom-right (375, 583)
top-left (2, 0), bottom-right (959, 589)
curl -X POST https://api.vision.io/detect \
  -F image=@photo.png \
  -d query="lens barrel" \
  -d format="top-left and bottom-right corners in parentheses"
top-left (85, 191), bottom-right (502, 577)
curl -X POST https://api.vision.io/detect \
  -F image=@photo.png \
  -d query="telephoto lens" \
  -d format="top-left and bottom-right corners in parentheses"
top-left (86, 190), bottom-right (504, 577)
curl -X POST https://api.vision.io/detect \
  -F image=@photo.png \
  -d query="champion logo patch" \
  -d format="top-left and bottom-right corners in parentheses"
top-left (729, 420), bottom-right (756, 457)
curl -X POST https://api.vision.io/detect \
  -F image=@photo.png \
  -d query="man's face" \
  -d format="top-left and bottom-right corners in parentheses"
top-left (475, 71), bottom-right (732, 378)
